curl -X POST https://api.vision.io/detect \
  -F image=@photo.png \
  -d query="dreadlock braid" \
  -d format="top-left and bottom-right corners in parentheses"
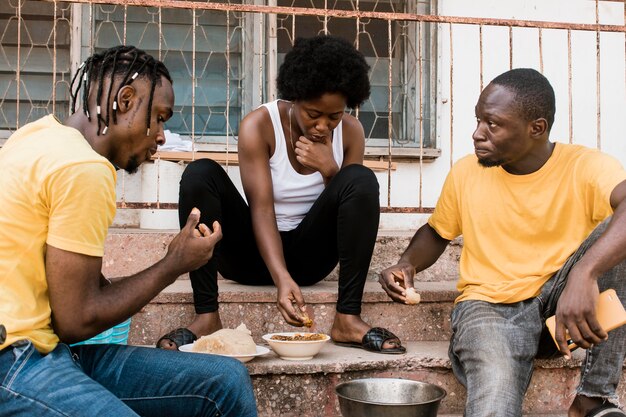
top-left (69, 45), bottom-right (172, 136)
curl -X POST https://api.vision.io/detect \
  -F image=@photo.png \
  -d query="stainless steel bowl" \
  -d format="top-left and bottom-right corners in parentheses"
top-left (335, 378), bottom-right (446, 417)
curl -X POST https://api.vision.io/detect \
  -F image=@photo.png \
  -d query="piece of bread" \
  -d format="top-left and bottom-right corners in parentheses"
top-left (405, 287), bottom-right (421, 305)
top-left (192, 323), bottom-right (256, 355)
top-left (391, 270), bottom-right (421, 304)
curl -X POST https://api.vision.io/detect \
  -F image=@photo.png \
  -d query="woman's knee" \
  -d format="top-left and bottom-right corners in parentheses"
top-left (334, 164), bottom-right (379, 194)
top-left (181, 159), bottom-right (224, 187)
top-left (179, 159), bottom-right (228, 202)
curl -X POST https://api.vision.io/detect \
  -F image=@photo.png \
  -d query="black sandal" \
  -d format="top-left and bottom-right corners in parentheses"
top-left (156, 328), bottom-right (197, 350)
top-left (585, 402), bottom-right (626, 417)
top-left (334, 327), bottom-right (406, 354)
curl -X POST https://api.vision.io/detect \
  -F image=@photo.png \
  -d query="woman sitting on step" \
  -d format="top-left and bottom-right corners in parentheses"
top-left (157, 35), bottom-right (405, 354)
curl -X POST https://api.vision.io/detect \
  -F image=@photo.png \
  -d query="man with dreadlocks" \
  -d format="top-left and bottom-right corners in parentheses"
top-left (381, 68), bottom-right (626, 417)
top-left (0, 45), bottom-right (257, 417)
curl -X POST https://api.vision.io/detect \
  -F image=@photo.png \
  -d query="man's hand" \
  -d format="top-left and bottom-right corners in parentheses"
top-left (165, 208), bottom-right (222, 277)
top-left (554, 264), bottom-right (607, 357)
top-left (276, 279), bottom-right (308, 326)
top-left (379, 262), bottom-right (416, 304)
top-left (293, 136), bottom-right (338, 179)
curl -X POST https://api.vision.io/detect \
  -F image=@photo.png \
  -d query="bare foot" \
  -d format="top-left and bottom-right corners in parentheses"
top-left (330, 312), bottom-right (402, 350)
top-left (158, 311), bottom-right (223, 350)
top-left (187, 311), bottom-right (223, 338)
top-left (568, 395), bottom-right (604, 417)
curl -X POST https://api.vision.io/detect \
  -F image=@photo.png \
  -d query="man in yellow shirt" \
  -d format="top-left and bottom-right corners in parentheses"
top-left (380, 68), bottom-right (626, 417)
top-left (0, 45), bottom-right (257, 416)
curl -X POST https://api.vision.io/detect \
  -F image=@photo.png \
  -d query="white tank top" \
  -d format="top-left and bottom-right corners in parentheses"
top-left (261, 100), bottom-right (344, 231)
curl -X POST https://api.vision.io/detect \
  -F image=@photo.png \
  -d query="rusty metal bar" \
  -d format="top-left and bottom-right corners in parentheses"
top-left (567, 29), bottom-right (573, 144)
top-left (595, 0), bottom-right (601, 149)
top-left (52, 1), bottom-right (58, 113)
top-left (158, 6), bottom-right (162, 60)
top-left (39, 0), bottom-right (626, 33)
top-left (380, 207), bottom-right (434, 214)
top-left (226, 10), bottom-right (231, 169)
top-left (291, 10), bottom-right (295, 44)
top-left (155, 156), bottom-right (161, 209)
top-left (115, 201), bottom-right (435, 214)
top-left (354, 0), bottom-right (359, 120)
top-left (479, 24), bottom-right (483, 91)
top-left (16, 1), bottom-right (21, 129)
top-left (117, 202), bottom-right (178, 210)
top-left (449, 23), bottom-right (454, 168)
top-left (191, 8), bottom-right (196, 155)
top-left (509, 26), bottom-right (513, 69)
top-left (123, 4), bottom-right (127, 42)
top-left (418, 21), bottom-right (424, 210)
top-left (386, 19), bottom-right (392, 207)
top-left (88, 2), bottom-right (93, 54)
top-left (323, 0), bottom-right (328, 34)
top-left (538, 27), bottom-right (544, 73)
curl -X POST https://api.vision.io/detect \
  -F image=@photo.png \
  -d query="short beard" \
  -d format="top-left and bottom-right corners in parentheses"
top-left (124, 155), bottom-right (140, 174)
top-left (477, 157), bottom-right (503, 168)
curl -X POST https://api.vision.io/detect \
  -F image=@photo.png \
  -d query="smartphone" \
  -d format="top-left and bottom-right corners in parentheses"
top-left (545, 289), bottom-right (626, 351)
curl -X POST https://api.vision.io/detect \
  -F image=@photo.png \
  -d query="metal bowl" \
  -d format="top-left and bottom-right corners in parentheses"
top-left (335, 378), bottom-right (446, 417)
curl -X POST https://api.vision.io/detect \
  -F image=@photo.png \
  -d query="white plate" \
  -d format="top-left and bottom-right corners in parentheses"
top-left (178, 343), bottom-right (270, 363)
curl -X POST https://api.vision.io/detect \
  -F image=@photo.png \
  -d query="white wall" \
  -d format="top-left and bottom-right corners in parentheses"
top-left (118, 0), bottom-right (626, 231)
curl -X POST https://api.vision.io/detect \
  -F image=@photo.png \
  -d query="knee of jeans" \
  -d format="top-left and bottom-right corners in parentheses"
top-left (219, 359), bottom-right (253, 392)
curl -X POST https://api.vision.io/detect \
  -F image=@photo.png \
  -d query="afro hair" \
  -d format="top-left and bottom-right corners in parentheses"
top-left (276, 35), bottom-right (370, 109)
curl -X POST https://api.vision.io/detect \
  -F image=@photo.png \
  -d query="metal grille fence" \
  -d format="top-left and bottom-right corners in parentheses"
top-left (1, 0), bottom-right (625, 216)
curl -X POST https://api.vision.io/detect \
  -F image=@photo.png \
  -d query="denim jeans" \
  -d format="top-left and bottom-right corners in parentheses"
top-left (0, 341), bottom-right (257, 417)
top-left (448, 219), bottom-right (626, 416)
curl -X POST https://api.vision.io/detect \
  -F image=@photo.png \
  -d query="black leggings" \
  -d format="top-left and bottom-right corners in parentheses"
top-left (178, 159), bottom-right (380, 315)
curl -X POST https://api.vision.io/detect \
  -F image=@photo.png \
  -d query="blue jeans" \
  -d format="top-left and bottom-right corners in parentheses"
top-left (449, 219), bottom-right (626, 416)
top-left (0, 341), bottom-right (257, 417)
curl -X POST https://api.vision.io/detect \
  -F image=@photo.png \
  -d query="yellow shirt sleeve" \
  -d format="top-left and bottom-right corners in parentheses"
top-left (44, 162), bottom-right (116, 257)
top-left (575, 150), bottom-right (626, 223)
top-left (428, 158), bottom-right (465, 241)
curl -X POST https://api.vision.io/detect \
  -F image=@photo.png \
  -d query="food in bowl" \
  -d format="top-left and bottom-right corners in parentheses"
top-left (270, 333), bottom-right (326, 341)
top-left (192, 323), bottom-right (256, 355)
top-left (262, 332), bottom-right (330, 361)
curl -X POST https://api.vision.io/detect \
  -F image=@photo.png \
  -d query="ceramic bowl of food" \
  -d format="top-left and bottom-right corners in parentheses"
top-left (261, 332), bottom-right (330, 361)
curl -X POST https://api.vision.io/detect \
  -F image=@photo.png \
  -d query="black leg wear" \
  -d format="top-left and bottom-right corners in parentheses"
top-left (178, 160), bottom-right (380, 315)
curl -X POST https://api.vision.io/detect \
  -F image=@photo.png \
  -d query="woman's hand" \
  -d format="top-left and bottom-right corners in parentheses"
top-left (276, 279), bottom-right (308, 326)
top-left (294, 136), bottom-right (339, 180)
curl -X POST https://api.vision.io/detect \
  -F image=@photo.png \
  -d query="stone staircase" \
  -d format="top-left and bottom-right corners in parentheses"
top-left (103, 229), bottom-right (626, 416)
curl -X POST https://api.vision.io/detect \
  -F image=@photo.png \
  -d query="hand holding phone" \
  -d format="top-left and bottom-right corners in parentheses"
top-left (546, 288), bottom-right (626, 351)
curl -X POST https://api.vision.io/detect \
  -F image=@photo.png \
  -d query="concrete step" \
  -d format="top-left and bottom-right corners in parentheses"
top-left (128, 280), bottom-right (458, 346)
top-left (102, 228), bottom-right (462, 282)
top-left (110, 228), bottom-right (626, 416)
top-left (239, 341), bottom-right (624, 416)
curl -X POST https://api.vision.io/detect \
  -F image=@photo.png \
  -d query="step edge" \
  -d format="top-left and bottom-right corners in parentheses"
top-left (150, 280), bottom-right (460, 304)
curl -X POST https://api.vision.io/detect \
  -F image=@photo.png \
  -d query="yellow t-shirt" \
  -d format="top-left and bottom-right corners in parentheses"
top-left (0, 115), bottom-right (116, 354)
top-left (429, 143), bottom-right (626, 304)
